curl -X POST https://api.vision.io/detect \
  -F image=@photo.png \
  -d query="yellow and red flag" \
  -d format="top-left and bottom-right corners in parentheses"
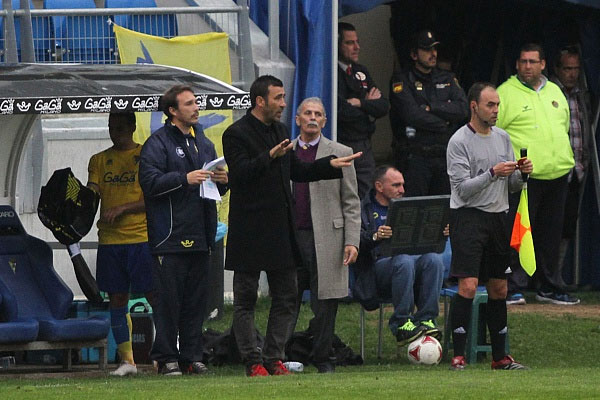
top-left (510, 187), bottom-right (536, 276)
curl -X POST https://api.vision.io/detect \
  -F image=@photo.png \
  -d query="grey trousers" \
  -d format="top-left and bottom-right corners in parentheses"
top-left (232, 268), bottom-right (297, 366)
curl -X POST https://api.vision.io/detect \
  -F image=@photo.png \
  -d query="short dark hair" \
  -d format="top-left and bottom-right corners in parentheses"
top-left (519, 43), bottom-right (545, 61)
top-left (249, 75), bottom-right (283, 109)
top-left (109, 112), bottom-right (136, 127)
top-left (338, 22), bottom-right (356, 46)
top-left (555, 45), bottom-right (580, 68)
top-left (467, 82), bottom-right (496, 104)
top-left (373, 164), bottom-right (397, 187)
top-left (161, 85), bottom-right (194, 120)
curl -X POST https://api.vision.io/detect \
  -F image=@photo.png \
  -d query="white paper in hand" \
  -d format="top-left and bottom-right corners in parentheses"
top-left (199, 157), bottom-right (226, 201)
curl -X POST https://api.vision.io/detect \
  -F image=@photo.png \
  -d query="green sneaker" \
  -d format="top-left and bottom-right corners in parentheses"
top-left (395, 320), bottom-right (424, 346)
top-left (419, 319), bottom-right (442, 341)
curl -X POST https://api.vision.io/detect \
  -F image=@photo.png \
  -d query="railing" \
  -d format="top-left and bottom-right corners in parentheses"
top-left (0, 6), bottom-right (254, 89)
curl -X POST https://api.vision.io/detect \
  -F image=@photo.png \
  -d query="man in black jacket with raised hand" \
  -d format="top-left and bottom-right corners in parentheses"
top-left (337, 22), bottom-right (390, 199)
top-left (389, 30), bottom-right (467, 196)
top-left (139, 85), bottom-right (228, 376)
top-left (223, 75), bottom-right (360, 377)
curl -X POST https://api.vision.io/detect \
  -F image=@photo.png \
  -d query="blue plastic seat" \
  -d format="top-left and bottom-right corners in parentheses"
top-left (0, 205), bottom-right (109, 343)
top-left (44, 0), bottom-right (112, 63)
top-left (0, 291), bottom-right (39, 343)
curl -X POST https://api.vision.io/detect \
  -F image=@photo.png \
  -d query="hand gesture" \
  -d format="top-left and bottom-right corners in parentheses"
top-left (330, 152), bottom-right (362, 169)
top-left (269, 139), bottom-right (293, 159)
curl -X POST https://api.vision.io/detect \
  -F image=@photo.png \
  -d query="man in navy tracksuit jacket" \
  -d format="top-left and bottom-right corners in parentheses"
top-left (139, 85), bottom-right (228, 376)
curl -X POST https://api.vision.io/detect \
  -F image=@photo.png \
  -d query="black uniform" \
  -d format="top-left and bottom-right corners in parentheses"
top-left (338, 63), bottom-right (389, 199)
top-left (389, 66), bottom-right (467, 196)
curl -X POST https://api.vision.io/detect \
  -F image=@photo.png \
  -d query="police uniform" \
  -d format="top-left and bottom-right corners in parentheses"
top-left (338, 62), bottom-right (389, 199)
top-left (389, 32), bottom-right (467, 197)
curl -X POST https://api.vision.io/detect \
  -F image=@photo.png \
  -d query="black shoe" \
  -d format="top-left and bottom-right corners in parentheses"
top-left (158, 361), bottom-right (182, 376)
top-left (419, 319), bottom-right (442, 341)
top-left (395, 320), bottom-right (424, 346)
top-left (313, 361), bottom-right (335, 373)
top-left (182, 361), bottom-right (208, 375)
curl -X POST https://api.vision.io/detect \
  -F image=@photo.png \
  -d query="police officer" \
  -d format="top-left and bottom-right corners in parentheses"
top-left (389, 30), bottom-right (468, 196)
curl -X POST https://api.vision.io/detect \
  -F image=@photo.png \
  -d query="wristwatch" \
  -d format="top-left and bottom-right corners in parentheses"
top-left (372, 232), bottom-right (378, 241)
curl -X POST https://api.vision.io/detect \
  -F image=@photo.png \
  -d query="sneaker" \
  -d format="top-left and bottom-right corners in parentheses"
top-left (506, 292), bottom-right (526, 305)
top-left (246, 363), bottom-right (269, 377)
top-left (419, 320), bottom-right (442, 341)
top-left (535, 290), bottom-right (580, 305)
top-left (395, 320), bottom-right (424, 346)
top-left (491, 355), bottom-right (528, 370)
top-left (450, 355), bottom-right (466, 370)
top-left (183, 361), bottom-right (208, 375)
top-left (109, 362), bottom-right (137, 376)
top-left (264, 360), bottom-right (292, 375)
top-left (158, 361), bottom-right (182, 376)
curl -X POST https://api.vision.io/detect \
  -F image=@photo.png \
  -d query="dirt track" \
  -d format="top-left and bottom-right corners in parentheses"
top-left (507, 303), bottom-right (600, 319)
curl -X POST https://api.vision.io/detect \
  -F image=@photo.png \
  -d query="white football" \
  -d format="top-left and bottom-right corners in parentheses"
top-left (407, 335), bottom-right (443, 365)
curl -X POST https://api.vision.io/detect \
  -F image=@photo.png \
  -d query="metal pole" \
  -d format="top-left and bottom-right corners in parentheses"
top-left (237, 1), bottom-right (254, 91)
top-left (20, 0), bottom-right (35, 63)
top-left (268, 0), bottom-right (279, 61)
top-left (3, 0), bottom-right (18, 63)
top-left (331, 1), bottom-right (338, 142)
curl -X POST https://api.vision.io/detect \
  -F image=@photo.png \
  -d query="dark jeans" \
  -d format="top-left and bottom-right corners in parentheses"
top-left (292, 229), bottom-right (339, 363)
top-left (507, 175), bottom-right (569, 293)
top-left (150, 252), bottom-right (209, 364)
top-left (233, 268), bottom-right (297, 366)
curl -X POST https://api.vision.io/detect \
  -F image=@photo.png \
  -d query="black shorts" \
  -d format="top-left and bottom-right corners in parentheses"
top-left (449, 207), bottom-right (511, 282)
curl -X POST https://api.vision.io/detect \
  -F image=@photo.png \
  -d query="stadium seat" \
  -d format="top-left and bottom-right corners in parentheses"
top-left (441, 286), bottom-right (510, 363)
top-left (105, 0), bottom-right (178, 38)
top-left (0, 0), bottom-right (53, 62)
top-left (44, 0), bottom-right (112, 63)
top-left (0, 205), bottom-right (110, 344)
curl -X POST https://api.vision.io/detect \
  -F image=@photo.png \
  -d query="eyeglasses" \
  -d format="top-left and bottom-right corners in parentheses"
top-left (518, 59), bottom-right (542, 65)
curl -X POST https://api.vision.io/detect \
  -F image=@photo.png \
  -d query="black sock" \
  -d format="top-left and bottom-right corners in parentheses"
top-left (450, 294), bottom-right (473, 358)
top-left (486, 298), bottom-right (508, 362)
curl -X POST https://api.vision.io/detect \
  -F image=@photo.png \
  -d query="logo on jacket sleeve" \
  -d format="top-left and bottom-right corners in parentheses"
top-left (181, 239), bottom-right (194, 248)
top-left (176, 147), bottom-right (185, 158)
top-left (392, 82), bottom-right (403, 93)
top-left (8, 258), bottom-right (16, 274)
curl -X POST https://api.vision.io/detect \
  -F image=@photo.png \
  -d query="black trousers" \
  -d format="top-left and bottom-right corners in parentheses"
top-left (292, 229), bottom-right (339, 364)
top-left (508, 175), bottom-right (569, 292)
top-left (402, 154), bottom-right (450, 197)
top-left (339, 139), bottom-right (375, 200)
top-left (233, 268), bottom-right (297, 366)
top-left (150, 252), bottom-right (209, 364)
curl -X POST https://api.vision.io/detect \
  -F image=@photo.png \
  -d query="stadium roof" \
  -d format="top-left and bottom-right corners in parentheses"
top-left (0, 63), bottom-right (250, 115)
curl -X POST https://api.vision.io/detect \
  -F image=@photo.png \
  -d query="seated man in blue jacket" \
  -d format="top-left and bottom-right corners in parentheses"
top-left (358, 165), bottom-right (444, 346)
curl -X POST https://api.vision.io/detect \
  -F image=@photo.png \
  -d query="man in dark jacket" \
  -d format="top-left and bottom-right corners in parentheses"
top-left (139, 85), bottom-right (228, 376)
top-left (389, 30), bottom-right (468, 196)
top-left (338, 22), bottom-right (390, 199)
top-left (222, 75), bottom-right (360, 377)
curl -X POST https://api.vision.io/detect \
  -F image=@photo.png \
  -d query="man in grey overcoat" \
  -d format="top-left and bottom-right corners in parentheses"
top-left (291, 97), bottom-right (361, 373)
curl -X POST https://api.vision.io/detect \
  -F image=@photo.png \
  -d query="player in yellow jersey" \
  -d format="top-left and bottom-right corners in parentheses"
top-left (87, 112), bottom-right (154, 376)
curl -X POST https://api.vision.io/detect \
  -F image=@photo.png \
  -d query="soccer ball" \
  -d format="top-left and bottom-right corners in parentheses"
top-left (407, 336), bottom-right (443, 365)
